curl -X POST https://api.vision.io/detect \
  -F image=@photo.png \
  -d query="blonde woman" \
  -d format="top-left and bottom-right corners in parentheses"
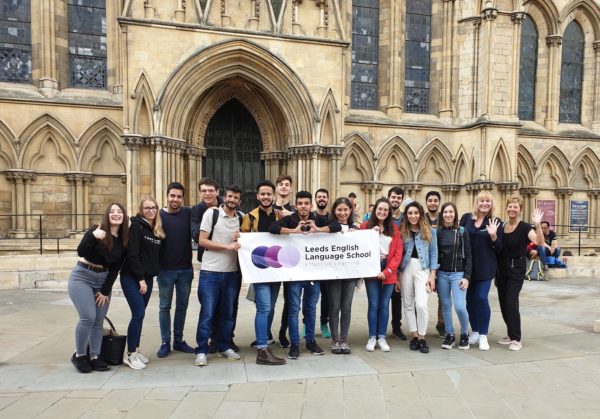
top-left (399, 202), bottom-right (438, 354)
top-left (459, 191), bottom-right (503, 351)
top-left (120, 196), bottom-right (165, 369)
top-left (497, 197), bottom-right (544, 351)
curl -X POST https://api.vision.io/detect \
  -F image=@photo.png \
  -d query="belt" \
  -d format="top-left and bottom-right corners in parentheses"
top-left (77, 261), bottom-right (108, 273)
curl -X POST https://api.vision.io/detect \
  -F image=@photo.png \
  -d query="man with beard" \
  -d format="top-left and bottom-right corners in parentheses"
top-left (194, 185), bottom-right (244, 366)
top-left (387, 186), bottom-right (407, 341)
top-left (312, 188), bottom-right (332, 339)
top-left (241, 180), bottom-right (286, 365)
top-left (425, 190), bottom-right (445, 338)
top-left (269, 191), bottom-right (342, 359)
top-left (157, 182), bottom-right (195, 358)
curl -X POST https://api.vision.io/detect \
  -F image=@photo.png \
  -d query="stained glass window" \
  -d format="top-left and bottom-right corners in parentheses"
top-left (404, 0), bottom-right (431, 114)
top-left (0, 0), bottom-right (32, 83)
top-left (518, 16), bottom-right (538, 120)
top-left (68, 0), bottom-right (106, 89)
top-left (559, 21), bottom-right (584, 123)
top-left (351, 0), bottom-right (379, 110)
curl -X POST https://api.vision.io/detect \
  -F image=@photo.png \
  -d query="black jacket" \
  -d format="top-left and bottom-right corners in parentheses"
top-left (436, 227), bottom-right (472, 280)
top-left (269, 212), bottom-right (342, 234)
top-left (190, 196), bottom-right (223, 261)
top-left (121, 217), bottom-right (162, 281)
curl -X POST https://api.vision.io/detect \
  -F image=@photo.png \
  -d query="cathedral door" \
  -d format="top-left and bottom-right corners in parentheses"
top-left (203, 99), bottom-right (264, 211)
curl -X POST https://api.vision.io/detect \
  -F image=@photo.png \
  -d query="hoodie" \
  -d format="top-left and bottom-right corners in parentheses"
top-left (120, 216), bottom-right (162, 281)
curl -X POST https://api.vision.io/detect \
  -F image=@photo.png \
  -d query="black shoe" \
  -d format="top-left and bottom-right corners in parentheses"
top-left (207, 340), bottom-right (217, 354)
top-left (288, 344), bottom-right (300, 359)
top-left (279, 334), bottom-right (290, 349)
top-left (157, 341), bottom-right (170, 358)
top-left (231, 341), bottom-right (240, 353)
top-left (392, 329), bottom-right (407, 341)
top-left (436, 324), bottom-right (446, 338)
top-left (89, 357), bottom-right (110, 371)
top-left (409, 337), bottom-right (420, 351)
top-left (71, 353), bottom-right (92, 373)
top-left (458, 333), bottom-right (470, 350)
top-left (419, 339), bottom-right (430, 353)
top-left (173, 340), bottom-right (195, 353)
top-left (441, 334), bottom-right (455, 350)
top-left (306, 340), bottom-right (324, 355)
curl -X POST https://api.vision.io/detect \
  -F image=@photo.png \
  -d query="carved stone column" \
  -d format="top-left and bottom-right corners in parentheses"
top-left (510, 12), bottom-right (526, 118)
top-left (325, 145), bottom-right (344, 198)
top-left (249, 0), bottom-right (260, 31)
top-left (442, 183), bottom-right (461, 203)
top-left (544, 35), bottom-right (563, 131)
top-left (361, 182), bottom-right (383, 209)
top-left (587, 189), bottom-right (600, 238)
top-left (554, 188), bottom-right (574, 235)
top-left (439, 0), bottom-right (456, 120)
top-left (480, 2), bottom-right (498, 118)
top-left (5, 170), bottom-right (36, 238)
top-left (66, 173), bottom-right (94, 231)
top-left (174, 0), bottom-right (186, 22)
top-left (519, 187), bottom-right (539, 222)
top-left (221, 0), bottom-right (231, 26)
top-left (496, 181), bottom-right (519, 214)
top-left (144, 0), bottom-right (155, 19)
top-left (122, 135), bottom-right (145, 214)
top-left (592, 42), bottom-right (600, 133)
top-left (186, 145), bottom-right (204, 205)
top-left (465, 180), bottom-right (495, 201)
top-left (315, 0), bottom-right (328, 37)
top-left (38, 0), bottom-right (59, 94)
top-left (401, 183), bottom-right (423, 201)
top-left (292, 0), bottom-right (302, 35)
top-left (387, 0), bottom-right (402, 119)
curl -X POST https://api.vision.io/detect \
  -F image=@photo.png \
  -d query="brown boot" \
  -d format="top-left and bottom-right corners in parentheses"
top-left (256, 348), bottom-right (286, 365)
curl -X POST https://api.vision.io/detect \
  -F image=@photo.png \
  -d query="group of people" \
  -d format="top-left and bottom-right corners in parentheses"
top-left (67, 175), bottom-right (546, 373)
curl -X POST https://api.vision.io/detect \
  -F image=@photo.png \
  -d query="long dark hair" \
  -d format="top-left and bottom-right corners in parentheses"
top-left (329, 197), bottom-right (354, 224)
top-left (367, 197), bottom-right (395, 237)
top-left (400, 201), bottom-right (432, 242)
top-left (438, 202), bottom-right (459, 228)
top-left (99, 202), bottom-right (129, 250)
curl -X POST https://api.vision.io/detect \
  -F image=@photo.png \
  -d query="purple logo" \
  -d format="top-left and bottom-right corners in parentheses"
top-left (251, 245), bottom-right (301, 269)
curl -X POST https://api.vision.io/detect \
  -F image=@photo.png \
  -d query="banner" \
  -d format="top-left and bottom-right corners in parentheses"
top-left (238, 230), bottom-right (381, 284)
top-left (536, 199), bottom-right (556, 227)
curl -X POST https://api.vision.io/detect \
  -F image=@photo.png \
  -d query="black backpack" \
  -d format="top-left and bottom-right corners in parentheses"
top-left (198, 208), bottom-right (243, 261)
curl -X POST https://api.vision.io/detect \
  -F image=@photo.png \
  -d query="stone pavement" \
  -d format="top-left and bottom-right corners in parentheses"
top-left (1, 276), bottom-right (600, 419)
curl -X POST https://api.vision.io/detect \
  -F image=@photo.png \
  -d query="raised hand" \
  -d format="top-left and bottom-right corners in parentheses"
top-left (531, 208), bottom-right (544, 225)
top-left (486, 218), bottom-right (500, 239)
top-left (92, 225), bottom-right (106, 240)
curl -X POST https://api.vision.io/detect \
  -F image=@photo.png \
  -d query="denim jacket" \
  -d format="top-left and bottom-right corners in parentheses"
top-left (400, 228), bottom-right (439, 272)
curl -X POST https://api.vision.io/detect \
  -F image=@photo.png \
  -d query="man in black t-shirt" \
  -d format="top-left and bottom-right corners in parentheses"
top-left (313, 188), bottom-right (332, 339)
top-left (537, 221), bottom-right (560, 269)
top-left (426, 190), bottom-right (445, 338)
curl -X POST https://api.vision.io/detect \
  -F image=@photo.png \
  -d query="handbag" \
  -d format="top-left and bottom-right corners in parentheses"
top-left (100, 316), bottom-right (127, 365)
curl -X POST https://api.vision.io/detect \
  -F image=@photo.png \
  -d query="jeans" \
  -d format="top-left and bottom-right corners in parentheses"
top-left (466, 278), bottom-right (492, 335)
top-left (121, 275), bottom-right (153, 353)
top-left (327, 279), bottom-right (357, 340)
top-left (365, 278), bottom-right (395, 339)
top-left (288, 281), bottom-right (320, 345)
top-left (254, 281), bottom-right (281, 349)
top-left (67, 265), bottom-right (109, 357)
top-left (195, 270), bottom-right (240, 354)
top-left (157, 267), bottom-right (193, 343)
top-left (537, 246), bottom-right (561, 266)
top-left (210, 274), bottom-right (242, 343)
top-left (436, 271), bottom-right (469, 335)
top-left (497, 258), bottom-right (526, 342)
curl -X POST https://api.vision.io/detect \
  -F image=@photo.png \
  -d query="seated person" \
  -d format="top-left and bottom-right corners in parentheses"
top-left (537, 221), bottom-right (560, 269)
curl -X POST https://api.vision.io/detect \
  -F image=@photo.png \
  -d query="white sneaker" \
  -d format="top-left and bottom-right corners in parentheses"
top-left (136, 351), bottom-right (149, 364)
top-left (195, 353), bottom-right (208, 366)
top-left (468, 332), bottom-right (480, 345)
top-left (365, 338), bottom-right (376, 352)
top-left (123, 352), bottom-right (146, 370)
top-left (220, 349), bottom-right (241, 360)
top-left (508, 340), bottom-right (522, 351)
top-left (377, 338), bottom-right (391, 352)
top-left (497, 336), bottom-right (511, 345)
top-left (479, 335), bottom-right (490, 351)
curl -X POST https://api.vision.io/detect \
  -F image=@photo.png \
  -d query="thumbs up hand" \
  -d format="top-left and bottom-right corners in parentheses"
top-left (93, 225), bottom-right (106, 240)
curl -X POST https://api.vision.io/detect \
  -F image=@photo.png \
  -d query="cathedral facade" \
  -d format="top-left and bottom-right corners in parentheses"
top-left (0, 0), bottom-right (599, 245)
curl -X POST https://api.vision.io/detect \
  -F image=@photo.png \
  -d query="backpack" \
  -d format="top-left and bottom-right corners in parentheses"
top-left (198, 208), bottom-right (243, 261)
top-left (525, 258), bottom-right (546, 281)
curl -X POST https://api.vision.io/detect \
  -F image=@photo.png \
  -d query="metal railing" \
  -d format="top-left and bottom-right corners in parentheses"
top-left (552, 224), bottom-right (600, 256)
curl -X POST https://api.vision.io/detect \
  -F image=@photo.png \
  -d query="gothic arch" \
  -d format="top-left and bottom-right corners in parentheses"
top-left (377, 136), bottom-right (416, 183)
top-left (79, 118), bottom-right (126, 173)
top-left (559, 0), bottom-right (600, 39)
top-left (318, 88), bottom-right (339, 146)
top-left (415, 138), bottom-right (453, 182)
top-left (130, 70), bottom-right (157, 135)
top-left (569, 147), bottom-right (600, 188)
top-left (535, 146), bottom-right (569, 187)
top-left (19, 115), bottom-right (76, 171)
top-left (453, 145), bottom-right (471, 184)
top-left (523, 0), bottom-right (560, 34)
top-left (157, 39), bottom-right (317, 148)
top-left (517, 145), bottom-right (536, 186)
top-left (0, 120), bottom-right (18, 168)
top-left (341, 134), bottom-right (375, 181)
top-left (489, 139), bottom-right (512, 182)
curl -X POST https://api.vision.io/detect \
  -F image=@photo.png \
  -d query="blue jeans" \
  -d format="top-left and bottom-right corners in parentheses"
top-left (195, 270), bottom-right (240, 354)
top-left (121, 275), bottom-right (153, 353)
top-left (157, 267), bottom-right (193, 343)
top-left (537, 246), bottom-right (561, 265)
top-left (436, 271), bottom-right (469, 335)
top-left (365, 278), bottom-right (395, 338)
top-left (288, 281), bottom-right (320, 345)
top-left (466, 279), bottom-right (492, 335)
top-left (254, 282), bottom-right (281, 349)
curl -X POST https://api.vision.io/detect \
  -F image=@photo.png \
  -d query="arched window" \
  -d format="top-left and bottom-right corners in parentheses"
top-left (351, 0), bottom-right (379, 110)
top-left (559, 21), bottom-right (584, 123)
top-left (518, 16), bottom-right (538, 121)
top-left (404, 0), bottom-right (431, 114)
top-left (0, 0), bottom-right (31, 83)
top-left (68, 0), bottom-right (107, 89)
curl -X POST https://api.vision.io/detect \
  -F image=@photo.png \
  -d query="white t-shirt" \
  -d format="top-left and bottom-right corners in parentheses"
top-left (200, 207), bottom-right (241, 272)
top-left (379, 233), bottom-right (392, 259)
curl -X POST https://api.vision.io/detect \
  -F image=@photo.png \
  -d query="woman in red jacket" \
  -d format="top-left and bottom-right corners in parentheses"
top-left (360, 197), bottom-right (403, 352)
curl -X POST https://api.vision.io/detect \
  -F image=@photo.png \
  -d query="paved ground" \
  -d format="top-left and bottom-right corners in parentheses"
top-left (1, 276), bottom-right (600, 419)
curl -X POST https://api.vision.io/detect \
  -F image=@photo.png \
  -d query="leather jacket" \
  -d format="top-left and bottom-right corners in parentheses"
top-left (436, 227), bottom-right (472, 280)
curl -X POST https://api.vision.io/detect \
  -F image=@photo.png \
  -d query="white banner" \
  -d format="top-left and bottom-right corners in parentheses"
top-left (237, 230), bottom-right (381, 284)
